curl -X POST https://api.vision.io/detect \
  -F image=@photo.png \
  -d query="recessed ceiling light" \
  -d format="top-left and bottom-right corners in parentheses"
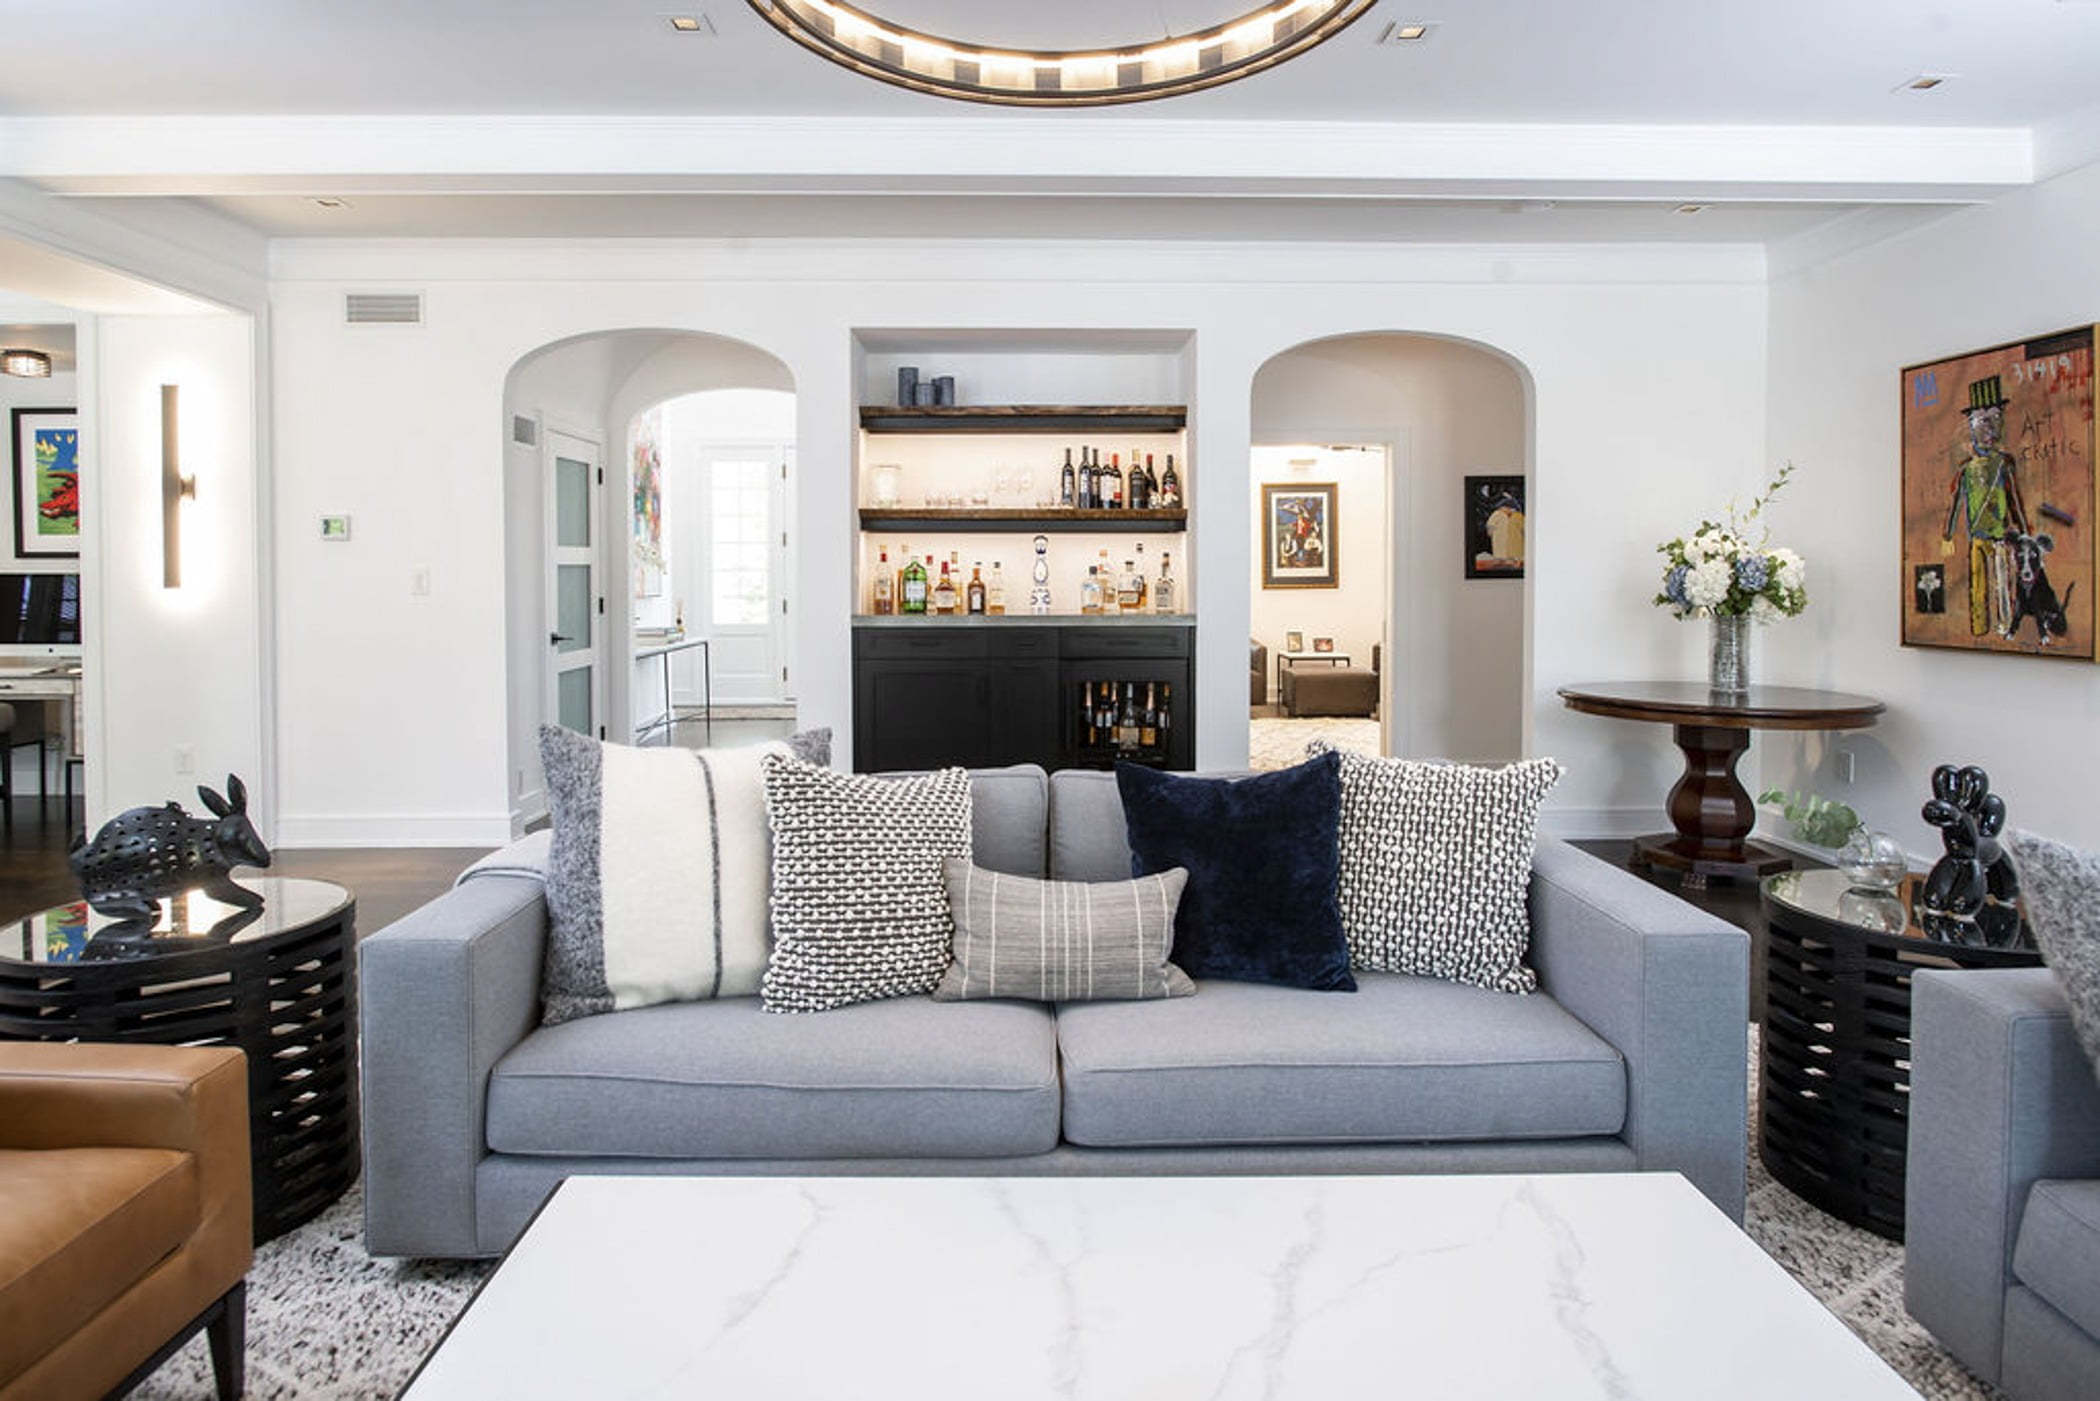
top-left (666, 13), bottom-right (715, 33)
top-left (1, 349), bottom-right (52, 378)
top-left (309, 197), bottom-right (353, 210)
top-left (1898, 74), bottom-right (1955, 91)
top-left (1380, 22), bottom-right (1432, 43)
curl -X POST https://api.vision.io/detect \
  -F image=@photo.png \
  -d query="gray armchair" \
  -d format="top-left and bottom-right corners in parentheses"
top-left (1906, 967), bottom-right (2100, 1400)
top-left (1250, 638), bottom-right (1267, 707)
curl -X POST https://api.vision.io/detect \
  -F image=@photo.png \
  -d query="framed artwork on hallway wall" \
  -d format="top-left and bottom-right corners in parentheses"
top-left (1900, 326), bottom-right (2095, 661)
top-left (11, 407), bottom-right (79, 561)
top-left (1262, 482), bottom-right (1337, 588)
top-left (1464, 474), bottom-right (1525, 580)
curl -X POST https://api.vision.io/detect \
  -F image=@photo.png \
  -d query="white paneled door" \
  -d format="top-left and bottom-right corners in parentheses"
top-left (546, 430), bottom-right (605, 737)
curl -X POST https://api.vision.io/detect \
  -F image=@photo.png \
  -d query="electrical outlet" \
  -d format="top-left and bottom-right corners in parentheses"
top-left (173, 745), bottom-right (194, 775)
top-left (411, 568), bottom-right (431, 597)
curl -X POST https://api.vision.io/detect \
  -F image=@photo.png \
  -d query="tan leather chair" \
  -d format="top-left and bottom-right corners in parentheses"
top-left (0, 1043), bottom-right (252, 1401)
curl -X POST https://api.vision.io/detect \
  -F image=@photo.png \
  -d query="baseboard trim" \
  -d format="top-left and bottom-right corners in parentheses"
top-left (274, 813), bottom-right (514, 849)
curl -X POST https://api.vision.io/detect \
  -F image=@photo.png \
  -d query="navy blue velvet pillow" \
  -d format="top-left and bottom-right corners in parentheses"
top-left (1115, 753), bottom-right (1354, 992)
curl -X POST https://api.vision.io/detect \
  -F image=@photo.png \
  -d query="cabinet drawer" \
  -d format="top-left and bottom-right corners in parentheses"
top-left (1061, 627), bottom-right (1189, 659)
top-left (990, 628), bottom-right (1059, 658)
top-left (855, 628), bottom-right (991, 660)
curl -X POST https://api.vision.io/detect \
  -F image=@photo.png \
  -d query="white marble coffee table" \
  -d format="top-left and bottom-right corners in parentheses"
top-left (402, 1173), bottom-right (1918, 1400)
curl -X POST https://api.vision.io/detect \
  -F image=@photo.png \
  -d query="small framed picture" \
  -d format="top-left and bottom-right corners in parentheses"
top-left (12, 407), bottom-right (80, 560)
top-left (1312, 636), bottom-right (1334, 653)
top-left (1285, 630), bottom-right (1304, 653)
top-left (319, 514), bottom-right (353, 541)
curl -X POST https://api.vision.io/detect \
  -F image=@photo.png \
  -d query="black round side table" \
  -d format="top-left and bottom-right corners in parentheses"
top-left (0, 877), bottom-right (359, 1243)
top-left (1759, 868), bottom-right (2040, 1241)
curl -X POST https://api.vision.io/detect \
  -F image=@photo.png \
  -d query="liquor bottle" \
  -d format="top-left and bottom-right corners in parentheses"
top-left (900, 553), bottom-right (930, 614)
top-left (1141, 683), bottom-right (1159, 748)
top-left (1118, 558), bottom-right (1141, 612)
top-left (1106, 453), bottom-right (1124, 509)
top-left (1060, 448), bottom-right (1076, 507)
top-left (966, 563), bottom-right (987, 615)
top-left (1133, 543), bottom-right (1149, 610)
top-left (1080, 566), bottom-right (1104, 615)
top-left (872, 546), bottom-right (895, 615)
top-left (1028, 534), bottom-right (1053, 615)
top-left (1077, 451), bottom-right (1095, 511)
top-left (1159, 454), bottom-right (1181, 507)
top-left (1154, 552), bottom-right (1175, 614)
top-left (933, 560), bottom-right (958, 615)
top-left (1097, 550), bottom-right (1118, 613)
top-left (987, 561), bottom-right (1007, 614)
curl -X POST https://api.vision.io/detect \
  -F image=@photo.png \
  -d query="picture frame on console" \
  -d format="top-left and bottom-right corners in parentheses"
top-left (11, 406), bottom-right (80, 561)
top-left (1900, 326), bottom-right (2095, 660)
top-left (1262, 482), bottom-right (1337, 589)
top-left (1284, 629), bottom-right (1304, 653)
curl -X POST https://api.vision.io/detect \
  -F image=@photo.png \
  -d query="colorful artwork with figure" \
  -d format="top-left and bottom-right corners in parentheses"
top-left (1465, 474), bottom-right (1526, 579)
top-left (12, 407), bottom-right (80, 560)
top-left (631, 406), bottom-right (665, 598)
top-left (1901, 327), bottom-right (2095, 660)
top-left (1262, 482), bottom-right (1337, 589)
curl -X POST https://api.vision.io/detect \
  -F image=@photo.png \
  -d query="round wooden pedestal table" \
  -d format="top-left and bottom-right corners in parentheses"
top-left (1558, 682), bottom-right (1885, 888)
top-left (0, 876), bottom-right (359, 1243)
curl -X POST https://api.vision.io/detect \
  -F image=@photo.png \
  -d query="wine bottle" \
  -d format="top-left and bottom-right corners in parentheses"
top-left (1159, 454), bottom-right (1180, 507)
top-left (966, 563), bottom-right (987, 615)
top-left (873, 546), bottom-right (894, 615)
top-left (987, 561), bottom-right (1007, 615)
top-left (1077, 451), bottom-right (1095, 511)
top-left (900, 554), bottom-right (929, 614)
top-left (1117, 683), bottom-right (1142, 749)
top-left (1060, 448), bottom-right (1076, 507)
top-left (1106, 453), bottom-right (1123, 510)
top-left (1141, 682), bottom-right (1159, 748)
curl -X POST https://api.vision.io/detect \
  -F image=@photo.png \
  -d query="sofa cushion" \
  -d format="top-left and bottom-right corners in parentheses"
top-left (486, 995), bottom-right (1060, 1160)
top-left (965, 764), bottom-right (1050, 877)
top-left (760, 756), bottom-right (973, 1013)
top-left (935, 858), bottom-right (1193, 1003)
top-left (2013, 1178), bottom-right (2100, 1342)
top-left (1048, 769), bottom-right (1135, 883)
top-left (1314, 745), bottom-right (1562, 995)
top-left (536, 723), bottom-right (831, 1024)
top-left (2008, 830), bottom-right (2100, 1083)
top-left (0, 1147), bottom-right (198, 1385)
top-left (1115, 754), bottom-right (1355, 992)
top-left (1056, 972), bottom-right (1624, 1148)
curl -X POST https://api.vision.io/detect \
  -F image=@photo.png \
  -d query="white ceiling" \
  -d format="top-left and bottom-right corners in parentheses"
top-left (3, 0), bottom-right (2099, 246)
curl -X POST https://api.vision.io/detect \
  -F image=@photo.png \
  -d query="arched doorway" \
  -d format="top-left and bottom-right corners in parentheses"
top-left (501, 330), bottom-right (794, 835)
top-left (1249, 332), bottom-right (1530, 766)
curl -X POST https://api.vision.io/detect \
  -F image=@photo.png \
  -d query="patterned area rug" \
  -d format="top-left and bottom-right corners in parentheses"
top-left (1248, 715), bottom-right (1382, 771)
top-left (133, 1055), bottom-right (1999, 1399)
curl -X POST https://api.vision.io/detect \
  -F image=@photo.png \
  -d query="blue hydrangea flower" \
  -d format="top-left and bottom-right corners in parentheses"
top-left (1665, 563), bottom-right (1690, 605)
top-left (1735, 555), bottom-right (1770, 591)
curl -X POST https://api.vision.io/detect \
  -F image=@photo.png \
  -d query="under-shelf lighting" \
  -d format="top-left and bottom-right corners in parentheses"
top-left (162, 384), bottom-right (197, 589)
top-left (745, 0), bottom-right (1379, 107)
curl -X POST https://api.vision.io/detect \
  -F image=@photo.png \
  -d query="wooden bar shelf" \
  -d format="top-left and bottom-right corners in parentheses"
top-left (860, 507), bottom-right (1185, 534)
top-left (859, 405), bottom-right (1188, 434)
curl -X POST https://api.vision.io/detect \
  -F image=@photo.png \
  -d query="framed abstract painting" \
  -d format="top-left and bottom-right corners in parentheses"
top-left (11, 407), bottom-right (79, 560)
top-left (1464, 474), bottom-right (1526, 579)
top-left (1900, 327), bottom-right (2095, 660)
top-left (1262, 482), bottom-right (1337, 589)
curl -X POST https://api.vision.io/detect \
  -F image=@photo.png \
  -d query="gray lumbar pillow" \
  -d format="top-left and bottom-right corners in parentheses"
top-left (536, 723), bottom-right (831, 1025)
top-left (935, 858), bottom-right (1194, 1003)
top-left (2007, 829), bottom-right (2100, 1082)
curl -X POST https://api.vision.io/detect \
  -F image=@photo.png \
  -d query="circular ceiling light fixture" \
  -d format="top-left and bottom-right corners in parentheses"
top-left (0, 348), bottom-right (52, 378)
top-left (746, 0), bottom-right (1379, 107)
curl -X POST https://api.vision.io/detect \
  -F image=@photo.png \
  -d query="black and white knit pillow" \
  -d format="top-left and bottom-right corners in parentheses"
top-left (760, 754), bottom-right (973, 1013)
top-left (1311, 742), bottom-right (1562, 994)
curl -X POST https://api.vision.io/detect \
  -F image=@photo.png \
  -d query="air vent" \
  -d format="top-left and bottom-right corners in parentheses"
top-left (512, 415), bottom-right (539, 447)
top-left (344, 292), bottom-right (423, 325)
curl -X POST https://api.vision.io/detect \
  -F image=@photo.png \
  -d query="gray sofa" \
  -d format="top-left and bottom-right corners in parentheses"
top-left (1907, 968), bottom-right (2100, 1400)
top-left (360, 764), bottom-right (1751, 1259)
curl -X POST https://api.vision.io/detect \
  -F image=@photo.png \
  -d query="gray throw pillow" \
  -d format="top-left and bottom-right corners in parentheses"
top-left (935, 858), bottom-right (1194, 1003)
top-left (2007, 829), bottom-right (2100, 1082)
top-left (1310, 742), bottom-right (1562, 994)
top-left (536, 725), bottom-right (830, 1025)
top-left (760, 754), bottom-right (973, 1013)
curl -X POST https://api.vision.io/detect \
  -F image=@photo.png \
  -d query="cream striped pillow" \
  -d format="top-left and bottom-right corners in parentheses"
top-left (935, 859), bottom-right (1193, 1003)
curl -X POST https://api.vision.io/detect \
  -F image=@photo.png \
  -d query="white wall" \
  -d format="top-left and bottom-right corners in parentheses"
top-left (93, 313), bottom-right (264, 819)
top-left (1251, 335), bottom-right (1530, 763)
top-left (265, 239), bottom-right (1770, 844)
top-left (1764, 157), bottom-right (2100, 857)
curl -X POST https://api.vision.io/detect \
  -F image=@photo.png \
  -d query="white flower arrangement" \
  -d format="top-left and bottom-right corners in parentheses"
top-left (1655, 464), bottom-right (1808, 620)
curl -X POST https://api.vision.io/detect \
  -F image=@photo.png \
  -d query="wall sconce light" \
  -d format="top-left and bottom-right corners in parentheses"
top-left (1, 348), bottom-right (52, 378)
top-left (162, 384), bottom-right (196, 589)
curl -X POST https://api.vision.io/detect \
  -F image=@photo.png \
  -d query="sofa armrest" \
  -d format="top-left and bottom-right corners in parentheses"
top-left (0, 1043), bottom-right (252, 1288)
top-left (1905, 967), bottom-right (2100, 1385)
top-left (359, 873), bottom-right (547, 1257)
top-left (1526, 837), bottom-right (1750, 1221)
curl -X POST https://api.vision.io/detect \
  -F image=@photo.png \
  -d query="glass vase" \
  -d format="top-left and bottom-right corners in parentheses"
top-left (1708, 613), bottom-right (1752, 694)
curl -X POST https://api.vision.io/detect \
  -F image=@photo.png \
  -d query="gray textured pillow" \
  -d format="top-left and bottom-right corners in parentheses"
top-left (2008, 829), bottom-right (2100, 1082)
top-left (536, 725), bottom-right (830, 1025)
top-left (1310, 742), bottom-right (1562, 994)
top-left (760, 754), bottom-right (973, 1013)
top-left (935, 858), bottom-right (1194, 1003)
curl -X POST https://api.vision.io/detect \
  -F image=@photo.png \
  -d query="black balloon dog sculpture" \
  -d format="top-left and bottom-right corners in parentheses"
top-left (69, 775), bottom-right (273, 950)
top-left (1917, 763), bottom-right (2025, 948)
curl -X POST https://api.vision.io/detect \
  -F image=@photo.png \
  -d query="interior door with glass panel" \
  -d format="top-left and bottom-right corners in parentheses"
top-left (701, 447), bottom-right (789, 703)
top-left (546, 430), bottom-right (604, 736)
